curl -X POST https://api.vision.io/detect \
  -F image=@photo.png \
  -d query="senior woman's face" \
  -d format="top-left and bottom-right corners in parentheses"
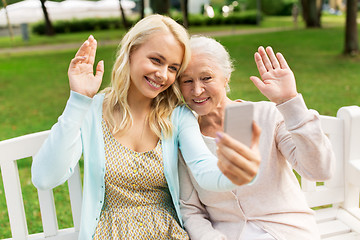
top-left (179, 53), bottom-right (227, 116)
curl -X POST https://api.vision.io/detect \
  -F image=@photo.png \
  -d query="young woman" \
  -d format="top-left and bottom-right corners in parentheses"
top-left (31, 16), bottom-right (253, 239)
top-left (178, 36), bottom-right (335, 240)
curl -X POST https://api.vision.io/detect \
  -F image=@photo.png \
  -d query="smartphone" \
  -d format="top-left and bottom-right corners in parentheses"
top-left (224, 102), bottom-right (254, 147)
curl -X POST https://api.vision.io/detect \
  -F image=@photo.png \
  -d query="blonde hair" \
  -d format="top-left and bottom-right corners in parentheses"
top-left (102, 15), bottom-right (190, 138)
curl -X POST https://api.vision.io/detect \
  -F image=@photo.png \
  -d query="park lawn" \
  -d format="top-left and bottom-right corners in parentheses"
top-left (1, 24), bottom-right (360, 238)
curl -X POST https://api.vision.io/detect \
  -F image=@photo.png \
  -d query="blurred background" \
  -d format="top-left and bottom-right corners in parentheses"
top-left (0, 0), bottom-right (359, 238)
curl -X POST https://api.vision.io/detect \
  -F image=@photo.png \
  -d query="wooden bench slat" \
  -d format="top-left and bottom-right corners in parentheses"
top-left (315, 207), bottom-right (338, 223)
top-left (68, 164), bottom-right (82, 231)
top-left (337, 209), bottom-right (360, 233)
top-left (304, 187), bottom-right (344, 208)
top-left (322, 232), bottom-right (360, 240)
top-left (0, 131), bottom-right (50, 164)
top-left (1, 160), bottom-right (28, 239)
top-left (37, 188), bottom-right (59, 236)
top-left (318, 219), bottom-right (351, 238)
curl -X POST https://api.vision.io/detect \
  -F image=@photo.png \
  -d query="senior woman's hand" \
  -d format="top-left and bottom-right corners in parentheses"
top-left (250, 46), bottom-right (298, 105)
top-left (216, 122), bottom-right (261, 185)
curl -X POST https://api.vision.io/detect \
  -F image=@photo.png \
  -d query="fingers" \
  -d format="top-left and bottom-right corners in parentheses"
top-left (69, 56), bottom-right (86, 70)
top-left (217, 132), bottom-right (260, 166)
top-left (217, 154), bottom-right (255, 186)
top-left (251, 121), bottom-right (261, 149)
top-left (265, 46), bottom-right (280, 69)
top-left (258, 46), bottom-right (273, 72)
top-left (95, 60), bottom-right (104, 82)
top-left (276, 52), bottom-right (290, 69)
top-left (250, 75), bottom-right (266, 92)
top-left (255, 46), bottom-right (286, 72)
top-left (88, 36), bottom-right (97, 66)
top-left (75, 38), bottom-right (90, 60)
top-left (74, 35), bottom-right (97, 64)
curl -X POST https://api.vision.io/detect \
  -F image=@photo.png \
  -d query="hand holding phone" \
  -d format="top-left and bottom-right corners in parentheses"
top-left (224, 102), bottom-right (254, 147)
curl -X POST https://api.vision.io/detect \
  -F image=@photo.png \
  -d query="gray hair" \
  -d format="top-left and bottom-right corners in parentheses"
top-left (189, 35), bottom-right (234, 84)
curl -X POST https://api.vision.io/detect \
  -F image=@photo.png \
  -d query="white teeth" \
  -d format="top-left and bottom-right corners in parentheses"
top-left (147, 78), bottom-right (161, 88)
top-left (194, 98), bottom-right (208, 103)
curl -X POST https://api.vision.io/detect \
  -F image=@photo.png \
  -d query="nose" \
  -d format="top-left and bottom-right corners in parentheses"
top-left (155, 66), bottom-right (168, 81)
top-left (192, 81), bottom-right (204, 96)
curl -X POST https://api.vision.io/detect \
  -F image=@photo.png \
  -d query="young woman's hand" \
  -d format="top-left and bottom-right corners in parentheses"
top-left (68, 35), bottom-right (104, 98)
top-left (250, 46), bottom-right (298, 104)
top-left (216, 122), bottom-right (261, 186)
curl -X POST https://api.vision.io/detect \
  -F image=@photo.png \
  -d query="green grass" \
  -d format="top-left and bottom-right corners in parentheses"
top-left (0, 15), bottom-right (359, 238)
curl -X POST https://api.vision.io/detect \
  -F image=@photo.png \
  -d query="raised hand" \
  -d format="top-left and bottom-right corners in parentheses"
top-left (68, 35), bottom-right (104, 98)
top-left (216, 122), bottom-right (261, 186)
top-left (250, 46), bottom-right (298, 104)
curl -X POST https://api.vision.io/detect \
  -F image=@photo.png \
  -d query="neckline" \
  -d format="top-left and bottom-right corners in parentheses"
top-left (102, 118), bottom-right (161, 154)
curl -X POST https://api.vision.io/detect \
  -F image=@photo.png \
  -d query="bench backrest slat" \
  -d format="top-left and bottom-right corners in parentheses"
top-left (301, 115), bottom-right (345, 208)
top-left (1, 160), bottom-right (28, 239)
top-left (37, 189), bottom-right (58, 236)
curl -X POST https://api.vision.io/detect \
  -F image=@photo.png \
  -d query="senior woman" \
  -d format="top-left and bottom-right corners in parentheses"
top-left (178, 36), bottom-right (335, 240)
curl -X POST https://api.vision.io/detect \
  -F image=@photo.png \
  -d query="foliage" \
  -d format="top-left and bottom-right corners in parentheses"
top-left (32, 11), bottom-right (259, 35)
top-left (246, 0), bottom-right (298, 16)
top-left (32, 17), bottom-right (138, 35)
top-left (175, 10), bottom-right (259, 26)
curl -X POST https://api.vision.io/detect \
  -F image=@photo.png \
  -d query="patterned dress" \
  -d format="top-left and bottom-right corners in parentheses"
top-left (93, 119), bottom-right (189, 239)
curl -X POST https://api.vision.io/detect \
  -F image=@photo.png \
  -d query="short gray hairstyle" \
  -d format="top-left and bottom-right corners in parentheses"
top-left (189, 35), bottom-right (234, 82)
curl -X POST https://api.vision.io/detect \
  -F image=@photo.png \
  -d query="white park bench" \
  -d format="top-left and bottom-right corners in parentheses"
top-left (0, 105), bottom-right (360, 240)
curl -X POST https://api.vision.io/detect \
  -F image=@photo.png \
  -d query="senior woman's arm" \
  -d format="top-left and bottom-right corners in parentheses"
top-left (249, 45), bottom-right (334, 180)
top-left (178, 156), bottom-right (227, 240)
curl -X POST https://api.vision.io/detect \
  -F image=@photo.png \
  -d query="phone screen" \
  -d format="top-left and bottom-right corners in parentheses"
top-left (224, 102), bottom-right (254, 147)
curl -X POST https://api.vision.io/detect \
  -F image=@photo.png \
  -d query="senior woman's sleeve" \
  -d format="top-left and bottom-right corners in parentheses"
top-left (176, 106), bottom-right (237, 192)
top-left (275, 94), bottom-right (335, 181)
top-left (31, 91), bottom-right (92, 190)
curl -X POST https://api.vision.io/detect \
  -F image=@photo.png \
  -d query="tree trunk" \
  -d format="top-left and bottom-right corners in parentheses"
top-left (119, 0), bottom-right (130, 30)
top-left (300, 0), bottom-right (321, 28)
top-left (180, 0), bottom-right (188, 28)
top-left (40, 0), bottom-right (55, 36)
top-left (140, 0), bottom-right (145, 19)
top-left (344, 0), bottom-right (359, 55)
top-left (1, 0), bottom-right (14, 40)
top-left (150, 0), bottom-right (170, 15)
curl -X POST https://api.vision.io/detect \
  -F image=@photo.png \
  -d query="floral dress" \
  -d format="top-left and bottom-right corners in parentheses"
top-left (93, 120), bottom-right (189, 239)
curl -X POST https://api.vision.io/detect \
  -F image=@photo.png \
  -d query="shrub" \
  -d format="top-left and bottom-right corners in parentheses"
top-left (32, 12), bottom-right (258, 36)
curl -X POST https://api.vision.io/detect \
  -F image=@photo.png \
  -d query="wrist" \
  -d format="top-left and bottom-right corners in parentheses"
top-left (274, 93), bottom-right (298, 105)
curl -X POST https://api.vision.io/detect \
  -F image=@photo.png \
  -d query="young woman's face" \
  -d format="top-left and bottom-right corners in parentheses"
top-left (129, 32), bottom-right (184, 101)
top-left (179, 53), bottom-right (227, 116)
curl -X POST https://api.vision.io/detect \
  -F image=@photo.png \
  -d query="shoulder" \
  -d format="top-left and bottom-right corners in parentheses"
top-left (172, 104), bottom-right (196, 120)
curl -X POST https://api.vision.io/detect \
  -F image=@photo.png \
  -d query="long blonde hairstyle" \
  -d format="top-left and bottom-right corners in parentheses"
top-left (102, 15), bottom-right (191, 138)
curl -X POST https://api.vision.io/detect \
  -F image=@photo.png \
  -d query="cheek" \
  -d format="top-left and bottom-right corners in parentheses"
top-left (179, 86), bottom-right (191, 101)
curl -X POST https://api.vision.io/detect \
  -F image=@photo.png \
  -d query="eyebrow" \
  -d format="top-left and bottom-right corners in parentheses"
top-left (154, 53), bottom-right (181, 67)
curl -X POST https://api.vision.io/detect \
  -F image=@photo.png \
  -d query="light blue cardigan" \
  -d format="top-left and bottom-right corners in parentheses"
top-left (31, 91), bottom-right (236, 239)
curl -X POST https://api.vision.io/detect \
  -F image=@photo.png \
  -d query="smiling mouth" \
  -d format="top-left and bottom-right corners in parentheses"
top-left (193, 97), bottom-right (210, 104)
top-left (145, 76), bottom-right (162, 89)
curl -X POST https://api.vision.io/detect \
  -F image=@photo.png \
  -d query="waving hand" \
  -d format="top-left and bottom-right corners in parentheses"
top-left (250, 46), bottom-right (298, 104)
top-left (68, 35), bottom-right (104, 98)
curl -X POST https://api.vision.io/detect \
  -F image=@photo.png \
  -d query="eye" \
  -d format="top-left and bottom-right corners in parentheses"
top-left (169, 66), bottom-right (179, 73)
top-left (150, 57), bottom-right (161, 64)
top-left (201, 76), bottom-right (212, 81)
top-left (181, 79), bottom-right (193, 84)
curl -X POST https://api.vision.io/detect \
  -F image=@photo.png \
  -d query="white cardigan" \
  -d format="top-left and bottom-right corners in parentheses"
top-left (179, 94), bottom-right (335, 240)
